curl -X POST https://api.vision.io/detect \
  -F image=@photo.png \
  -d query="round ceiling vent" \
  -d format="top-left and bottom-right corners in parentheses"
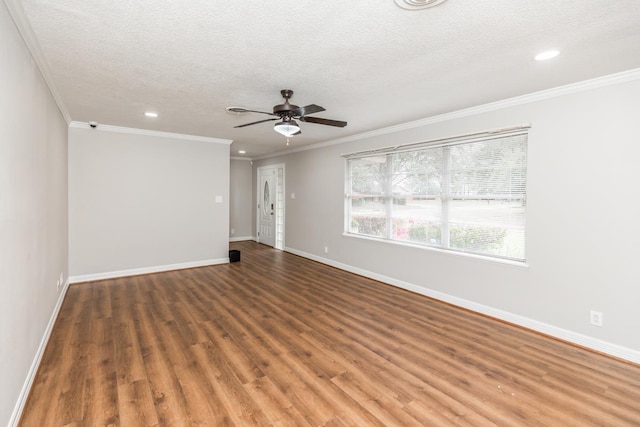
top-left (394, 0), bottom-right (447, 10)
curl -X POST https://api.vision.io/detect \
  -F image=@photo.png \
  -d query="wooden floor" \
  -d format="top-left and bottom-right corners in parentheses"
top-left (20, 242), bottom-right (640, 426)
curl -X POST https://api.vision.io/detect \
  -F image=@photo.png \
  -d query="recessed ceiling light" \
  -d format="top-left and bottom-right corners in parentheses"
top-left (394, 0), bottom-right (447, 10)
top-left (535, 50), bottom-right (560, 61)
top-left (145, 112), bottom-right (158, 118)
top-left (238, 150), bottom-right (246, 154)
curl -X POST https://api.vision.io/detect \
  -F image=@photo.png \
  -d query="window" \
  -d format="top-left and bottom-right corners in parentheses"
top-left (345, 127), bottom-right (528, 262)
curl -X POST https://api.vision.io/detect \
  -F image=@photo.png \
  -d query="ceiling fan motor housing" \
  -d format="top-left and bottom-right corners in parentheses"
top-left (273, 89), bottom-right (298, 116)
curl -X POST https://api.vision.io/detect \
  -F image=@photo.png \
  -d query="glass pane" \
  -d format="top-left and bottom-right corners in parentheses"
top-left (350, 196), bottom-right (386, 237)
top-left (389, 149), bottom-right (444, 245)
top-left (448, 199), bottom-right (526, 259)
top-left (391, 149), bottom-right (443, 197)
top-left (393, 218), bottom-right (442, 245)
top-left (263, 181), bottom-right (270, 217)
top-left (449, 136), bottom-right (527, 198)
top-left (391, 196), bottom-right (441, 244)
top-left (445, 134), bottom-right (527, 260)
top-left (392, 149), bottom-right (443, 174)
top-left (350, 156), bottom-right (387, 195)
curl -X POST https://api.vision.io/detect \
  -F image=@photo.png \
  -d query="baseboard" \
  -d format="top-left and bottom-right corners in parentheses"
top-left (9, 279), bottom-right (71, 426)
top-left (229, 236), bottom-right (254, 242)
top-left (69, 258), bottom-right (229, 284)
top-left (284, 247), bottom-right (640, 365)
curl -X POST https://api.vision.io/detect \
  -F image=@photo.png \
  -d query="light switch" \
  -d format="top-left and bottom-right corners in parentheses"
top-left (215, 196), bottom-right (223, 203)
top-left (291, 193), bottom-right (296, 199)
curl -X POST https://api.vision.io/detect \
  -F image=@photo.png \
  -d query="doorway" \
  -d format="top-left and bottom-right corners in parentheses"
top-left (257, 164), bottom-right (284, 249)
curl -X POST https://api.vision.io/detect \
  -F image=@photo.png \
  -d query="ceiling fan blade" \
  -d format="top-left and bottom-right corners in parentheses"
top-left (234, 118), bottom-right (278, 128)
top-left (227, 107), bottom-right (275, 116)
top-left (293, 104), bottom-right (326, 116)
top-left (299, 116), bottom-right (347, 127)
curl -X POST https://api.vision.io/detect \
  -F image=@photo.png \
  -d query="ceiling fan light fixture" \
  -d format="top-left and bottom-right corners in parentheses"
top-left (274, 119), bottom-right (300, 137)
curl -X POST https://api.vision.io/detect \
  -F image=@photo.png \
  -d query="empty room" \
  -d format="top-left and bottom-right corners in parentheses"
top-left (2, 0), bottom-right (640, 425)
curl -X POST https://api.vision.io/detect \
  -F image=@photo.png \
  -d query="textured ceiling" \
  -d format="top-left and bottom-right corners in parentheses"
top-left (16, 0), bottom-right (640, 157)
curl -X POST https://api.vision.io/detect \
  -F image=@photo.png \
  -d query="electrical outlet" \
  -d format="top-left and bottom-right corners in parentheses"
top-left (590, 310), bottom-right (603, 327)
top-left (231, 228), bottom-right (235, 235)
top-left (324, 246), bottom-right (329, 254)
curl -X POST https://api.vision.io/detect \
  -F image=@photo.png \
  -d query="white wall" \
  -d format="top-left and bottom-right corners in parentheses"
top-left (69, 126), bottom-right (230, 278)
top-left (229, 159), bottom-right (253, 240)
top-left (0, 2), bottom-right (69, 425)
top-left (255, 73), bottom-right (640, 360)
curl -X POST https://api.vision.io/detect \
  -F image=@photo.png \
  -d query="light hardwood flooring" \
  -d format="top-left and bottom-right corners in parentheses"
top-left (20, 241), bottom-right (640, 426)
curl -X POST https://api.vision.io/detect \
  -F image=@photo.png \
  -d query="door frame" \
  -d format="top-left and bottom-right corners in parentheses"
top-left (256, 164), bottom-right (285, 249)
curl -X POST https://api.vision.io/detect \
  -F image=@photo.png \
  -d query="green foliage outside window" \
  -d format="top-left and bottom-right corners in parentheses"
top-left (351, 216), bottom-right (386, 237)
top-left (449, 225), bottom-right (507, 253)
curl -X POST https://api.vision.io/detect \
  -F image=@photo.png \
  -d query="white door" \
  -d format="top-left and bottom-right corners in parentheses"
top-left (258, 167), bottom-right (276, 247)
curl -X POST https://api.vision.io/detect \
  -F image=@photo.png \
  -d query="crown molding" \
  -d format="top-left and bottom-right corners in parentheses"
top-left (4, 0), bottom-right (72, 124)
top-left (230, 156), bottom-right (253, 161)
top-left (255, 68), bottom-right (640, 161)
top-left (69, 121), bottom-right (233, 145)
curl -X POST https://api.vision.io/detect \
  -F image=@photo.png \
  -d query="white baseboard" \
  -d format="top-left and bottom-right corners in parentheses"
top-left (284, 247), bottom-right (640, 365)
top-left (9, 279), bottom-right (71, 426)
top-left (229, 236), bottom-right (255, 242)
top-left (69, 258), bottom-right (229, 284)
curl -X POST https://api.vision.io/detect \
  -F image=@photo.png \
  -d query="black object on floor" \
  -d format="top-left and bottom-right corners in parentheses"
top-left (229, 250), bottom-right (241, 262)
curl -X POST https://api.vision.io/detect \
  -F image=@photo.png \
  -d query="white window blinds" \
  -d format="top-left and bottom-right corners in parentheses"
top-left (345, 126), bottom-right (528, 262)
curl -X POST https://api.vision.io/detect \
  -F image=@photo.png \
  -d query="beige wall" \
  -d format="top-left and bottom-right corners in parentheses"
top-left (0, 3), bottom-right (69, 424)
top-left (255, 75), bottom-right (640, 359)
top-left (229, 159), bottom-right (253, 240)
top-left (69, 126), bottom-right (230, 278)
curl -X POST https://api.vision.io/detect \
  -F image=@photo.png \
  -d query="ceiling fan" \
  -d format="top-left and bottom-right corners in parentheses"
top-left (227, 89), bottom-right (347, 137)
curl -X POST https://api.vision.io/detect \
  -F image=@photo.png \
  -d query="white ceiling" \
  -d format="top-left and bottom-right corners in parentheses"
top-left (14, 0), bottom-right (640, 157)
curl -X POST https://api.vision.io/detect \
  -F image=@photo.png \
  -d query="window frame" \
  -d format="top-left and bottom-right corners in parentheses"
top-left (344, 127), bottom-right (529, 263)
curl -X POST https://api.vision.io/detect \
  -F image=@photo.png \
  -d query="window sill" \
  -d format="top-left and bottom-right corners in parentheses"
top-left (341, 232), bottom-right (529, 268)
